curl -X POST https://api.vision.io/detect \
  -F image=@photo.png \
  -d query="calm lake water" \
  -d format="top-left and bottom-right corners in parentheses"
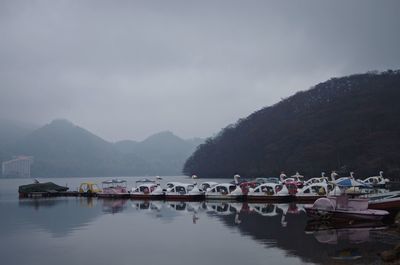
top-left (0, 176), bottom-right (399, 265)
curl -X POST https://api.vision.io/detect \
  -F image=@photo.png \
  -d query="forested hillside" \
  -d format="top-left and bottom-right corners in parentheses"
top-left (183, 70), bottom-right (400, 179)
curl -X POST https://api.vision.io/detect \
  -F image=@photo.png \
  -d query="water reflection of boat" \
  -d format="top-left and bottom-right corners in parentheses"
top-left (101, 199), bottom-right (127, 214)
top-left (247, 202), bottom-right (302, 227)
top-left (168, 201), bottom-right (188, 211)
top-left (18, 198), bottom-right (67, 210)
top-left (248, 203), bottom-right (279, 216)
top-left (305, 220), bottom-right (387, 244)
top-left (203, 201), bottom-right (243, 215)
top-left (332, 248), bottom-right (362, 260)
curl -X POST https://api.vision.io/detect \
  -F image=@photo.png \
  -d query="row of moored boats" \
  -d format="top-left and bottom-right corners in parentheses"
top-left (92, 171), bottom-right (397, 206)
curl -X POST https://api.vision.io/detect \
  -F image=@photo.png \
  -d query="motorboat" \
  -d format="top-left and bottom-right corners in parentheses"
top-left (98, 179), bottom-right (129, 198)
top-left (130, 182), bottom-right (164, 200)
top-left (164, 182), bottom-right (204, 201)
top-left (304, 194), bottom-right (389, 221)
top-left (246, 183), bottom-right (293, 202)
top-left (358, 171), bottom-right (390, 188)
top-left (18, 180), bottom-right (69, 197)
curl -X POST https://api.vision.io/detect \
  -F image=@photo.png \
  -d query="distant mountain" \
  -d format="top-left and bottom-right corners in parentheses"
top-left (114, 131), bottom-right (204, 175)
top-left (113, 140), bottom-right (138, 154)
top-left (0, 119), bottom-right (37, 147)
top-left (183, 70), bottom-right (400, 179)
top-left (1, 119), bottom-right (203, 177)
top-left (0, 119), bottom-right (38, 164)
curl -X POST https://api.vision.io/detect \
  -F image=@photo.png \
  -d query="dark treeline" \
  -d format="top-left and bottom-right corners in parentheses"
top-left (183, 70), bottom-right (400, 179)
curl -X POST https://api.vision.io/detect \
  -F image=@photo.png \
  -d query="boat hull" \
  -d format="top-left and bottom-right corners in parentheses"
top-left (368, 198), bottom-right (400, 210)
top-left (205, 194), bottom-right (245, 201)
top-left (130, 194), bottom-right (165, 200)
top-left (97, 193), bottom-right (130, 199)
top-left (164, 194), bottom-right (205, 201)
top-left (245, 195), bottom-right (294, 203)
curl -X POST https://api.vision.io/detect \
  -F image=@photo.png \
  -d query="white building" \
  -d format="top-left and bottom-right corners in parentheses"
top-left (2, 156), bottom-right (34, 177)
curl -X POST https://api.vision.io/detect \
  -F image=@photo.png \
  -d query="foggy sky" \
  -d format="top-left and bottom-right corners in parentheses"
top-left (1, 0), bottom-right (399, 141)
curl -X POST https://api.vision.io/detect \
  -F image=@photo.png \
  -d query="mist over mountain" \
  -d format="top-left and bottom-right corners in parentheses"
top-left (183, 70), bottom-right (400, 179)
top-left (114, 131), bottom-right (203, 175)
top-left (0, 119), bottom-right (38, 147)
top-left (1, 120), bottom-right (203, 177)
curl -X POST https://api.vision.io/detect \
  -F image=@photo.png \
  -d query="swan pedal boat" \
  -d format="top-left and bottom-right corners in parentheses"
top-left (130, 182), bottom-right (165, 200)
top-left (164, 182), bottom-right (204, 201)
top-left (295, 183), bottom-right (337, 203)
top-left (205, 183), bottom-right (244, 201)
top-left (246, 183), bottom-right (294, 202)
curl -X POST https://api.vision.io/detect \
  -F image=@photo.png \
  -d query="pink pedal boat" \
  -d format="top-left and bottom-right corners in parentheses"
top-left (97, 179), bottom-right (130, 198)
top-left (304, 194), bottom-right (389, 221)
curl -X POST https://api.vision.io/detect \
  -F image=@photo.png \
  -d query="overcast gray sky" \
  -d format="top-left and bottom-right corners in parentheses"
top-left (1, 0), bottom-right (399, 141)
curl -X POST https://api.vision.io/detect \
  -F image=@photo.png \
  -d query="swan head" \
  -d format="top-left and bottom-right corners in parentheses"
top-left (233, 174), bottom-right (240, 184)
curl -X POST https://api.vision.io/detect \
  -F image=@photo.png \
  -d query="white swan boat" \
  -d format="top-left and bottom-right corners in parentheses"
top-left (130, 182), bottom-right (164, 200)
top-left (199, 181), bottom-right (218, 191)
top-left (205, 183), bottom-right (243, 200)
top-left (164, 182), bottom-right (204, 201)
top-left (295, 182), bottom-right (338, 203)
top-left (246, 183), bottom-right (293, 202)
top-left (358, 171), bottom-right (390, 188)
